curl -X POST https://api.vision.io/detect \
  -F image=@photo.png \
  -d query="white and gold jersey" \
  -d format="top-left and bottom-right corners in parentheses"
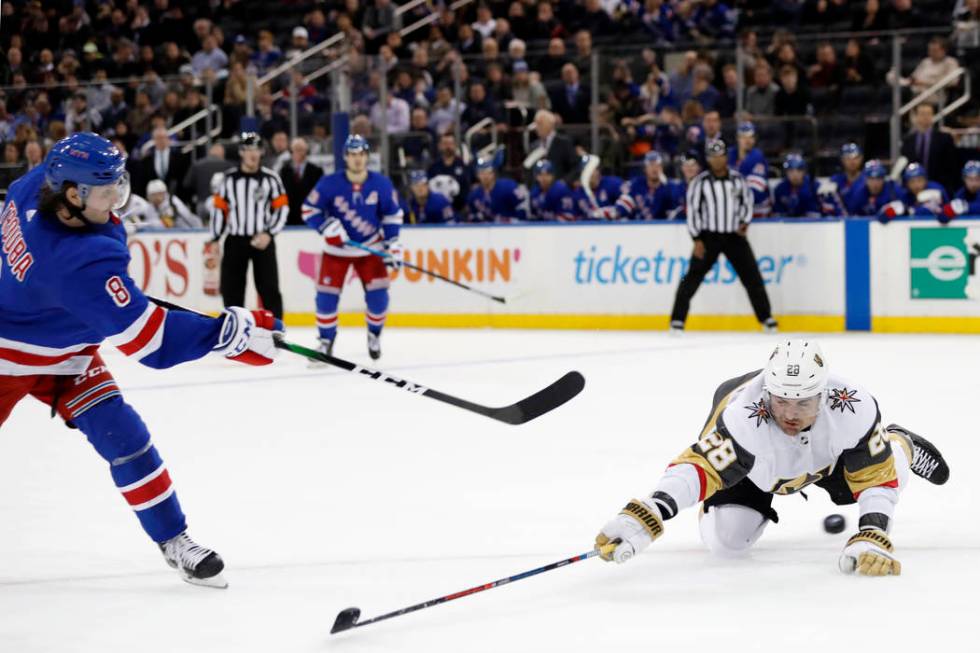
top-left (651, 370), bottom-right (901, 525)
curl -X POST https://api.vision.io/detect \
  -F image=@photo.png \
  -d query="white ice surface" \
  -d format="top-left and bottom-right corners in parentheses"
top-left (1, 328), bottom-right (976, 652)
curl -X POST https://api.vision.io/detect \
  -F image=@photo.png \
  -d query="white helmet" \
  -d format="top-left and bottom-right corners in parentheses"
top-left (763, 340), bottom-right (828, 399)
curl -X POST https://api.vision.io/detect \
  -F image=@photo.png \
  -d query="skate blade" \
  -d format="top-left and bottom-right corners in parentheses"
top-left (181, 571), bottom-right (229, 589)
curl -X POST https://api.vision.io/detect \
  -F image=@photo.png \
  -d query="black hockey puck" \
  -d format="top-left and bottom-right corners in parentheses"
top-left (823, 514), bottom-right (846, 534)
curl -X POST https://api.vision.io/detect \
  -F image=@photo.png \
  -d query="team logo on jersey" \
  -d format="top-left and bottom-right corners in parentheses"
top-left (828, 387), bottom-right (861, 413)
top-left (744, 399), bottom-right (770, 426)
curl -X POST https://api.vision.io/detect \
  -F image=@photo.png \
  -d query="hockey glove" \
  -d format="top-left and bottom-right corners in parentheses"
top-left (940, 199), bottom-right (968, 225)
top-left (383, 238), bottom-right (405, 270)
top-left (213, 307), bottom-right (284, 366)
top-left (595, 499), bottom-right (664, 564)
top-left (839, 528), bottom-right (901, 576)
top-left (322, 219), bottom-right (350, 249)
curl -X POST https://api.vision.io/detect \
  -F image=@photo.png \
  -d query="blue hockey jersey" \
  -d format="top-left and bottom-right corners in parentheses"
top-left (729, 148), bottom-right (771, 217)
top-left (573, 176), bottom-right (624, 220)
top-left (615, 175), bottom-right (675, 220)
top-left (830, 171), bottom-right (865, 211)
top-left (900, 181), bottom-right (949, 217)
top-left (845, 180), bottom-right (900, 217)
top-left (529, 180), bottom-right (575, 221)
top-left (466, 178), bottom-right (527, 223)
top-left (402, 191), bottom-right (456, 224)
top-left (0, 167), bottom-right (220, 376)
top-left (773, 176), bottom-right (822, 218)
top-left (302, 171), bottom-right (404, 257)
top-left (667, 180), bottom-right (689, 219)
top-left (953, 188), bottom-right (980, 216)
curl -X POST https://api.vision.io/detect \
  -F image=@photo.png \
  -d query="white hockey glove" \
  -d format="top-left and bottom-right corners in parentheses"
top-left (839, 528), bottom-right (901, 577)
top-left (322, 219), bottom-right (350, 249)
top-left (595, 499), bottom-right (664, 564)
top-left (383, 238), bottom-right (404, 270)
top-left (213, 307), bottom-right (284, 366)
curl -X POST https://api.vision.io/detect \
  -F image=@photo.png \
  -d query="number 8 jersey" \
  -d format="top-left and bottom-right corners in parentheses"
top-left (0, 167), bottom-right (221, 376)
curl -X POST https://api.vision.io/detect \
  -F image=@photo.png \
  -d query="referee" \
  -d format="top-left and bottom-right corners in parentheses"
top-left (210, 132), bottom-right (288, 319)
top-left (669, 139), bottom-right (778, 333)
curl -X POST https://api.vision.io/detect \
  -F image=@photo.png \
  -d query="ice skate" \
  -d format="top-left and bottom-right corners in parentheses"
top-left (159, 531), bottom-right (227, 589)
top-left (367, 332), bottom-right (381, 360)
top-left (887, 423), bottom-right (949, 485)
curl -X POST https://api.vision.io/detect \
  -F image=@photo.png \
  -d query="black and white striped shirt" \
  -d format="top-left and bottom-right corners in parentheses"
top-left (210, 166), bottom-right (289, 239)
top-left (685, 169), bottom-right (754, 238)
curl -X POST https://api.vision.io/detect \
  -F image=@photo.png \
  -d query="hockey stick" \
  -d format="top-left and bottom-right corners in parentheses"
top-left (889, 155), bottom-right (909, 183)
top-left (579, 154), bottom-right (601, 210)
top-left (148, 297), bottom-right (584, 425)
top-left (330, 544), bottom-right (615, 635)
top-left (345, 240), bottom-right (508, 304)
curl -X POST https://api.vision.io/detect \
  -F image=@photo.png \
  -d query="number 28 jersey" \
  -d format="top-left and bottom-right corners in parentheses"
top-left (665, 371), bottom-right (896, 504)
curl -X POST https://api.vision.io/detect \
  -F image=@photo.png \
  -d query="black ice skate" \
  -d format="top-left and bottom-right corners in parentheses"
top-left (159, 531), bottom-right (227, 589)
top-left (887, 423), bottom-right (950, 485)
top-left (367, 332), bottom-right (381, 360)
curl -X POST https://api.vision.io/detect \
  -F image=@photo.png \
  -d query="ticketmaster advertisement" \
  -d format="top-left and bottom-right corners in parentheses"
top-left (126, 221), bottom-right (844, 328)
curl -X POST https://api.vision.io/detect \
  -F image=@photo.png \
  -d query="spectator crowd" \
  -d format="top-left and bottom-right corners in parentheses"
top-left (1, 0), bottom-right (979, 226)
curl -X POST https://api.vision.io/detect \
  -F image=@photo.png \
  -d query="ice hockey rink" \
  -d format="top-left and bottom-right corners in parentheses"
top-left (1, 327), bottom-right (976, 652)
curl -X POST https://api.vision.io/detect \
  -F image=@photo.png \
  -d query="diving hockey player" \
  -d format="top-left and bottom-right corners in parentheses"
top-left (0, 132), bottom-right (284, 588)
top-left (301, 134), bottom-right (404, 359)
top-left (595, 340), bottom-right (949, 576)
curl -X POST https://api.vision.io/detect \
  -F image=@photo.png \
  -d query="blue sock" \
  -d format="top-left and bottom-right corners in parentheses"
top-left (364, 288), bottom-right (389, 335)
top-left (73, 398), bottom-right (186, 543)
top-left (315, 290), bottom-right (340, 341)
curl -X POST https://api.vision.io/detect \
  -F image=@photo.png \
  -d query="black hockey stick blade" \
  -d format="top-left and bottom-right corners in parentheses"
top-left (275, 337), bottom-right (585, 425)
top-left (330, 607), bottom-right (361, 634)
top-left (487, 370), bottom-right (585, 425)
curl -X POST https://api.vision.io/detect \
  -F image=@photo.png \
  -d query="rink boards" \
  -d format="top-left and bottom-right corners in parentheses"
top-left (126, 217), bottom-right (980, 333)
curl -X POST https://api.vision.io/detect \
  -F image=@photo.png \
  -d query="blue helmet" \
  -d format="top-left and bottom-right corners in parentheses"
top-left (840, 142), bottom-right (862, 159)
top-left (533, 159), bottom-right (555, 176)
top-left (863, 159), bottom-right (887, 179)
top-left (44, 132), bottom-right (127, 192)
top-left (903, 162), bottom-right (927, 182)
top-left (782, 154), bottom-right (806, 171)
top-left (963, 160), bottom-right (980, 178)
top-left (475, 157), bottom-right (495, 172)
top-left (737, 121), bottom-right (756, 136)
top-left (344, 134), bottom-right (370, 154)
top-left (643, 151), bottom-right (663, 165)
top-left (407, 169), bottom-right (428, 185)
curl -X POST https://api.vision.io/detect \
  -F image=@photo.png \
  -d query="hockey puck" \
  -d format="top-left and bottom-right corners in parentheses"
top-left (823, 514), bottom-right (846, 534)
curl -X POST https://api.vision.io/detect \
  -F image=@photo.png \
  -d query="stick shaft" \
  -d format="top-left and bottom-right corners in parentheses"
top-left (351, 550), bottom-right (599, 630)
top-left (346, 240), bottom-right (506, 303)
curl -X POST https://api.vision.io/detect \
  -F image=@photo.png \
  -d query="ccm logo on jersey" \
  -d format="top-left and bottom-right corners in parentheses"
top-left (105, 276), bottom-right (132, 306)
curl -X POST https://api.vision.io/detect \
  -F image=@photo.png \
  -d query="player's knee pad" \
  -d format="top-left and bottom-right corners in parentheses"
top-left (699, 504), bottom-right (768, 557)
top-left (71, 395), bottom-right (151, 463)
